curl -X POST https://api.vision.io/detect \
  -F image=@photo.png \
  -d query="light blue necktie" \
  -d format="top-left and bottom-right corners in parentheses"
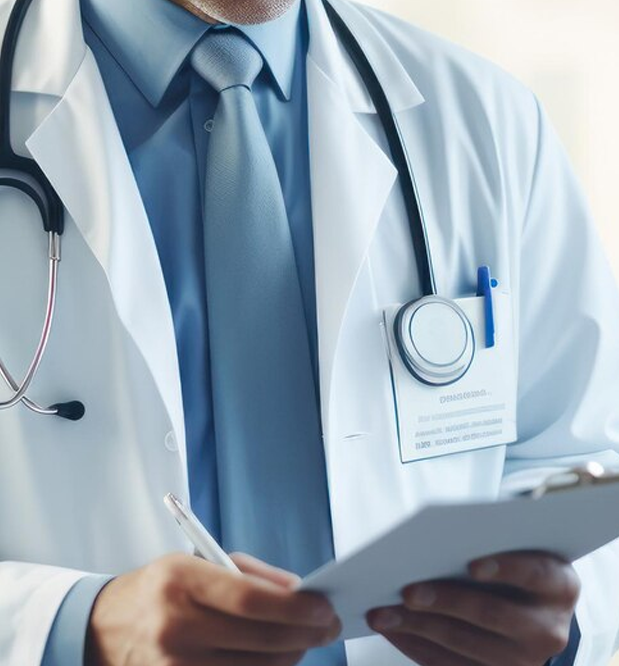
top-left (191, 30), bottom-right (336, 577)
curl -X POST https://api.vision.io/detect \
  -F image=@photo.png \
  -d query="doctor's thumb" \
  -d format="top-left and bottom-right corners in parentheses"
top-left (231, 552), bottom-right (303, 589)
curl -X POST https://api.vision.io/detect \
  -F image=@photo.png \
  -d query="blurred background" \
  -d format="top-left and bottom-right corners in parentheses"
top-left (362, 0), bottom-right (619, 285)
top-left (361, 2), bottom-right (619, 663)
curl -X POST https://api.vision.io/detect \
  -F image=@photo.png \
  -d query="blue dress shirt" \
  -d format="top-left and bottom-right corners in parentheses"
top-left (78, 0), bottom-right (321, 543)
top-left (43, 0), bottom-right (343, 664)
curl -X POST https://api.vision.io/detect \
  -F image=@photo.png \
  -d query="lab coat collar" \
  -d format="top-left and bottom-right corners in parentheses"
top-left (305, 0), bottom-right (425, 113)
top-left (2, 0), bottom-right (86, 98)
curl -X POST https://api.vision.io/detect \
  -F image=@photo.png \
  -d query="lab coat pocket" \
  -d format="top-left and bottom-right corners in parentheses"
top-left (383, 292), bottom-right (518, 465)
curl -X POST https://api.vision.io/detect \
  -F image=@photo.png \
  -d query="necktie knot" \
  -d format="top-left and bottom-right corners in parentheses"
top-left (191, 30), bottom-right (264, 93)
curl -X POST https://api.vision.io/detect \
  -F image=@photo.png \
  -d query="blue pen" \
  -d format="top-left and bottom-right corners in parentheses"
top-left (477, 266), bottom-right (497, 348)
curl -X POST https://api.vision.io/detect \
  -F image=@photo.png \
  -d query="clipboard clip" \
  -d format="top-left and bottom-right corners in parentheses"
top-left (524, 462), bottom-right (619, 500)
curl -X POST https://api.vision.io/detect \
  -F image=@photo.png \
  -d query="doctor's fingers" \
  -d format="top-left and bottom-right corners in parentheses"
top-left (399, 580), bottom-right (571, 642)
top-left (469, 552), bottom-right (581, 605)
top-left (369, 609), bottom-right (551, 666)
top-left (182, 559), bottom-right (337, 628)
top-left (160, 604), bottom-right (341, 655)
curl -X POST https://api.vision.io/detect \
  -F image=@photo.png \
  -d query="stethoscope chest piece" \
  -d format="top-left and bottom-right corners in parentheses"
top-left (394, 296), bottom-right (475, 386)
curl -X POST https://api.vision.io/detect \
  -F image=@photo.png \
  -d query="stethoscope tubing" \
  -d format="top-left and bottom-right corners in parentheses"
top-left (0, 232), bottom-right (60, 414)
top-left (0, 0), bottom-right (74, 417)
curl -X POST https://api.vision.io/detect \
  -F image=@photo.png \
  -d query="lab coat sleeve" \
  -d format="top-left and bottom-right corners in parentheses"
top-left (0, 561), bottom-right (90, 666)
top-left (502, 96), bottom-right (619, 666)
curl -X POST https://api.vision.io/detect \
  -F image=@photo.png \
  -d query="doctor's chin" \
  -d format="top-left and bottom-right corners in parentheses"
top-left (1, 0), bottom-right (618, 665)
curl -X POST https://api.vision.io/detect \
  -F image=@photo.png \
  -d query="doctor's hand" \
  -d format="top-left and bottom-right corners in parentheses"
top-left (368, 551), bottom-right (580, 666)
top-left (86, 553), bottom-right (341, 666)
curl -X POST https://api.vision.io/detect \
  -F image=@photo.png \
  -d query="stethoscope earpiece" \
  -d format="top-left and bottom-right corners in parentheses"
top-left (394, 296), bottom-right (475, 386)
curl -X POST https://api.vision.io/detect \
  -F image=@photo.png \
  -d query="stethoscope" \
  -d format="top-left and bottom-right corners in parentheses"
top-left (0, 0), bottom-right (478, 422)
top-left (0, 0), bottom-right (84, 420)
top-left (324, 3), bottom-right (484, 387)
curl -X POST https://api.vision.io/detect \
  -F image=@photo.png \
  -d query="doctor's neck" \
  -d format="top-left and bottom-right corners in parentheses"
top-left (166, 0), bottom-right (296, 25)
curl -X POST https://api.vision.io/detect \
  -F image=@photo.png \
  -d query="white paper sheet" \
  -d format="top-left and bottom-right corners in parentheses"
top-left (300, 483), bottom-right (619, 640)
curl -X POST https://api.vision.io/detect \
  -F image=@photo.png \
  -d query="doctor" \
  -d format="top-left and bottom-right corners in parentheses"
top-left (1, 0), bottom-right (619, 664)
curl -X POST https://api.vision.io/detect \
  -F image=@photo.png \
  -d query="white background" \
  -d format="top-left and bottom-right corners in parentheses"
top-left (362, 0), bottom-right (619, 284)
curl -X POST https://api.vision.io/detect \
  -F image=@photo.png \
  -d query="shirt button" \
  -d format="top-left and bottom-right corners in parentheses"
top-left (204, 118), bottom-right (215, 132)
top-left (164, 431), bottom-right (178, 452)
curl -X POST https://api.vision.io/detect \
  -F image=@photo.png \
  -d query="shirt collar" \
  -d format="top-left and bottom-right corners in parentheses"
top-left (81, 0), bottom-right (302, 106)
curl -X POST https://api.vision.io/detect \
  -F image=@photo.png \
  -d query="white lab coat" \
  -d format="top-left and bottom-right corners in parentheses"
top-left (1, 0), bottom-right (619, 664)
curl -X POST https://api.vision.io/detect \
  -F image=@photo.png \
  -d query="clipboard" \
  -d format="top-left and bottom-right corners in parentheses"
top-left (300, 463), bottom-right (619, 640)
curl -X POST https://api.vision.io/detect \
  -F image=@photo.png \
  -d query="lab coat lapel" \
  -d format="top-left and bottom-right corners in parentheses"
top-left (23, 49), bottom-right (187, 470)
top-left (305, 0), bottom-right (424, 427)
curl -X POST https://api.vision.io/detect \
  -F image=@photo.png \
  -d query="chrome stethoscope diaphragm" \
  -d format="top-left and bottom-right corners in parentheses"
top-left (394, 296), bottom-right (476, 386)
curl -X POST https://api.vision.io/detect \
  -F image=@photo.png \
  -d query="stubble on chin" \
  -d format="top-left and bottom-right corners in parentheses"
top-left (167, 0), bottom-right (218, 23)
top-left (166, 0), bottom-right (296, 25)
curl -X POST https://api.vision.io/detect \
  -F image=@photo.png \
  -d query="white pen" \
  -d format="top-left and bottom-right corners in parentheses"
top-left (164, 493), bottom-right (240, 572)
